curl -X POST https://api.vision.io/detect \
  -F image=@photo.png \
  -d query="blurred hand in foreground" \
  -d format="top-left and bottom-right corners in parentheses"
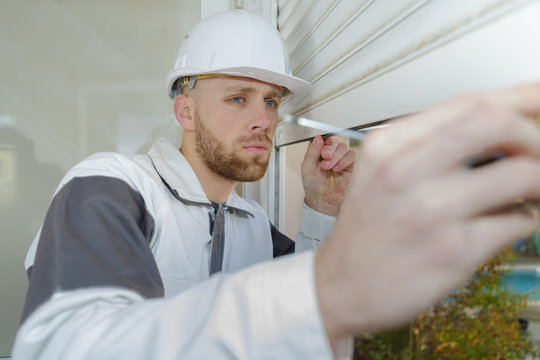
top-left (315, 82), bottom-right (540, 343)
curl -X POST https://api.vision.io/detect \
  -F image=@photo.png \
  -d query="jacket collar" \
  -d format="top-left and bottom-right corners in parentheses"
top-left (147, 138), bottom-right (254, 216)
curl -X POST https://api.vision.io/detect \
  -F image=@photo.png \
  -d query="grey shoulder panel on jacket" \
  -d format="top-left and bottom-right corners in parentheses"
top-left (21, 175), bottom-right (163, 324)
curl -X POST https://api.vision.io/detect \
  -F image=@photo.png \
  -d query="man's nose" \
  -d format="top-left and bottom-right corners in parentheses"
top-left (249, 103), bottom-right (273, 133)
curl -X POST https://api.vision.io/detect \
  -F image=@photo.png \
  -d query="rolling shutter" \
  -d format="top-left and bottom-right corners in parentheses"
top-left (276, 0), bottom-right (540, 147)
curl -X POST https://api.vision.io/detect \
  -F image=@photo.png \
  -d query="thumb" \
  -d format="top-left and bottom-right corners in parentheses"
top-left (302, 135), bottom-right (324, 175)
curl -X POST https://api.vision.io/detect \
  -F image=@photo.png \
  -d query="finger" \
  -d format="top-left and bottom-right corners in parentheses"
top-left (320, 137), bottom-right (337, 161)
top-left (331, 149), bottom-right (356, 173)
top-left (463, 208), bottom-right (539, 268)
top-left (463, 157), bottom-right (540, 216)
top-left (302, 135), bottom-right (325, 174)
top-left (417, 156), bottom-right (540, 220)
top-left (323, 136), bottom-right (335, 147)
top-left (384, 109), bottom-right (540, 185)
top-left (368, 82), bottom-right (540, 160)
top-left (321, 142), bottom-right (351, 170)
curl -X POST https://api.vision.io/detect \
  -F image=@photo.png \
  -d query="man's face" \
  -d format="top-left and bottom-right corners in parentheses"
top-left (190, 76), bottom-right (282, 182)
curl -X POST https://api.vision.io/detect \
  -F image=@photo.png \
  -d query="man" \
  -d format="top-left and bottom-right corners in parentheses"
top-left (13, 9), bottom-right (356, 359)
top-left (13, 10), bottom-right (540, 360)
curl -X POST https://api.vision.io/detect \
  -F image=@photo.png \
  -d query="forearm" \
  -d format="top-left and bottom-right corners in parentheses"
top-left (14, 253), bottom-right (337, 360)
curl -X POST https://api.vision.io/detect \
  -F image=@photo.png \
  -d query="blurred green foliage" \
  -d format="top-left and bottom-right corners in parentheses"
top-left (354, 248), bottom-right (540, 359)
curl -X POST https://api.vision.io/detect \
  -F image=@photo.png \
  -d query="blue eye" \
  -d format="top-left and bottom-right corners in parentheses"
top-left (265, 99), bottom-right (277, 108)
top-left (231, 97), bottom-right (244, 103)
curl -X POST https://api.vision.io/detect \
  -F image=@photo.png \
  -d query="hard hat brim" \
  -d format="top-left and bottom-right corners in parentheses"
top-left (166, 67), bottom-right (311, 99)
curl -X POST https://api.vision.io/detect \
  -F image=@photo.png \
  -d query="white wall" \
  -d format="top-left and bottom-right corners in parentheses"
top-left (0, 0), bottom-right (202, 354)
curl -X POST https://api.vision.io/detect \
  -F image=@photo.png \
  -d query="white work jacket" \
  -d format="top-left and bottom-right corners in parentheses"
top-left (13, 138), bottom-right (350, 359)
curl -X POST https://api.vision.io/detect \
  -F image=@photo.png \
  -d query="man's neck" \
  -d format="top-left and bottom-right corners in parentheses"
top-left (179, 146), bottom-right (237, 204)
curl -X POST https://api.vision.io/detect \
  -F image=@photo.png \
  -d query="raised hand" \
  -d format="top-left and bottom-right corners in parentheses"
top-left (301, 135), bottom-right (357, 216)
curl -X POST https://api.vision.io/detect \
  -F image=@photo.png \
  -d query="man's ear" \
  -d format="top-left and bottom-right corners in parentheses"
top-left (173, 94), bottom-right (195, 131)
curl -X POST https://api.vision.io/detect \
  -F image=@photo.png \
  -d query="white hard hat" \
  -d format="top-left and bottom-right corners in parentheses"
top-left (166, 10), bottom-right (311, 99)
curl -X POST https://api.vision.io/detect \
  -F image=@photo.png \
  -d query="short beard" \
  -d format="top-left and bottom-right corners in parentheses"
top-left (194, 114), bottom-right (272, 182)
